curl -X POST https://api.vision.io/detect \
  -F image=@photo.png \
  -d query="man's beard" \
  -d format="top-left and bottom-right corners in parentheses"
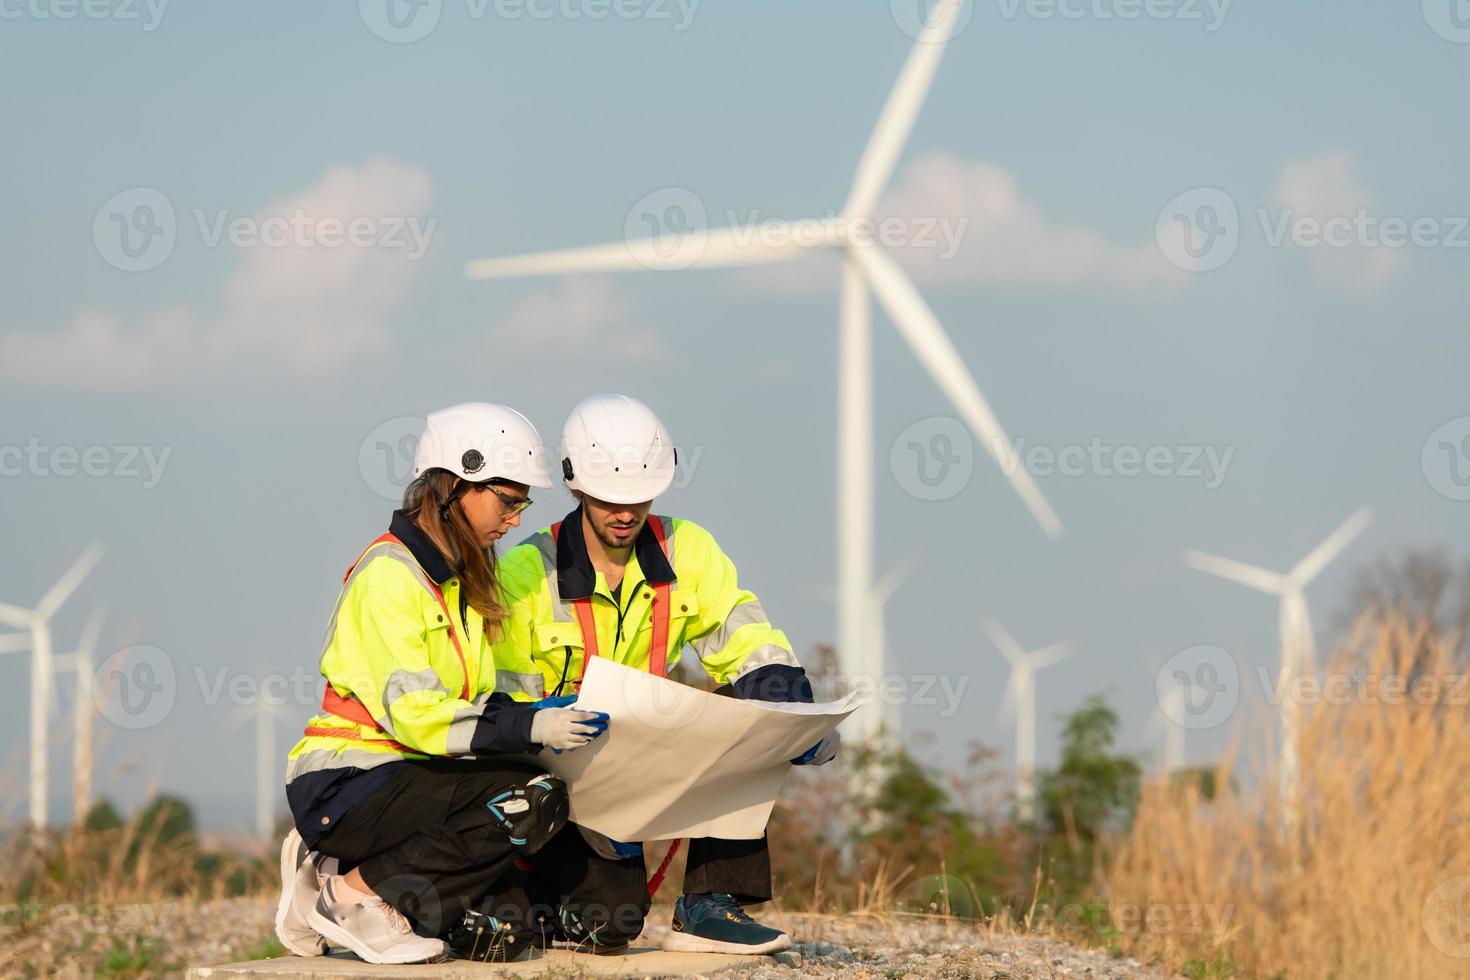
top-left (592, 514), bottom-right (645, 551)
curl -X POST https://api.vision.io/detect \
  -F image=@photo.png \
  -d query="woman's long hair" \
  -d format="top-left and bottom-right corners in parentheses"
top-left (402, 469), bottom-right (506, 631)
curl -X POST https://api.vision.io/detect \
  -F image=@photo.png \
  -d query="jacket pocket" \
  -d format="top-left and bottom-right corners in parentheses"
top-left (533, 621), bottom-right (584, 697)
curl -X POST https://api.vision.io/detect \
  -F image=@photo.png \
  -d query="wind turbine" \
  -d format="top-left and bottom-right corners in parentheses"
top-left (985, 617), bottom-right (1074, 822)
top-left (1147, 684), bottom-right (1186, 773)
top-left (864, 552), bottom-right (918, 745)
top-left (1183, 506), bottom-right (1372, 836)
top-left (0, 545), bottom-right (103, 831)
top-left (465, 0), bottom-right (1062, 694)
top-left (52, 607), bottom-right (105, 825)
top-left (228, 698), bottom-right (282, 839)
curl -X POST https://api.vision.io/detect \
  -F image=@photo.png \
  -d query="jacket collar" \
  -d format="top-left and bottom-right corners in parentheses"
top-left (555, 504), bottom-right (674, 601)
top-left (389, 510), bottom-right (456, 585)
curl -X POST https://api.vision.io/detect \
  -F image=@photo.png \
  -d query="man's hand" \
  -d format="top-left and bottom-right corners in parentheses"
top-left (791, 729), bottom-right (841, 766)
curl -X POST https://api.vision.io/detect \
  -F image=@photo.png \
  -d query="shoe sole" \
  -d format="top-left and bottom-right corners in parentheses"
top-left (662, 929), bottom-right (793, 955)
top-left (516, 777), bottom-right (570, 856)
top-left (306, 906), bottom-right (448, 965)
top-left (275, 832), bottom-right (326, 957)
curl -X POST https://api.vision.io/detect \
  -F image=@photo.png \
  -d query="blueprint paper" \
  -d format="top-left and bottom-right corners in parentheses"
top-left (540, 657), bottom-right (865, 841)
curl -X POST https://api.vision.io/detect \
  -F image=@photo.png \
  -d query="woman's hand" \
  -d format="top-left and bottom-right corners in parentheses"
top-left (530, 706), bottom-right (609, 752)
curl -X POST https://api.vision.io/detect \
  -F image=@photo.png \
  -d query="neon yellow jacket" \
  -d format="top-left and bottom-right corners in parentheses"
top-left (491, 506), bottom-right (809, 702)
top-left (285, 512), bottom-right (538, 843)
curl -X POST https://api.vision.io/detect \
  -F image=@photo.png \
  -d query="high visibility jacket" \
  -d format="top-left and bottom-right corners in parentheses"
top-left (285, 511), bottom-right (538, 844)
top-left (491, 506), bottom-right (811, 703)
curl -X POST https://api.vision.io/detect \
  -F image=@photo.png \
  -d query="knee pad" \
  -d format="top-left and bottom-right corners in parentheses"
top-left (484, 773), bottom-right (569, 855)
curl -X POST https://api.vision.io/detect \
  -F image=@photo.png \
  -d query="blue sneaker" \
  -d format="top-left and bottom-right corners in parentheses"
top-left (663, 893), bottom-right (791, 955)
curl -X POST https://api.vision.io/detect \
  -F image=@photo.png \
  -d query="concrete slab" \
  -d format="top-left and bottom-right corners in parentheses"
top-left (188, 947), bottom-right (800, 979)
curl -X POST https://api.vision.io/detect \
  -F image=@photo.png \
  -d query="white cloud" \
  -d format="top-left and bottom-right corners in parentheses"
top-left (0, 158), bottom-right (433, 389)
top-left (733, 151), bottom-right (1186, 297)
top-left (1269, 148), bottom-right (1404, 295)
top-left (485, 276), bottom-right (671, 365)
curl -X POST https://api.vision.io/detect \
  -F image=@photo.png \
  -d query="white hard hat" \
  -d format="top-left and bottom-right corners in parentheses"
top-left (561, 394), bottom-right (676, 505)
top-left (414, 402), bottom-right (553, 488)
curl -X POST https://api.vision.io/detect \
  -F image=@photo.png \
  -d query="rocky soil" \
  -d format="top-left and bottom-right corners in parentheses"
top-left (1, 897), bottom-right (1177, 978)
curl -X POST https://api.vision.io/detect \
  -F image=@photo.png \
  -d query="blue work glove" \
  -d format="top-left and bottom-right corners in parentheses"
top-left (791, 729), bottom-right (841, 766)
top-left (534, 695), bottom-right (610, 736)
top-left (528, 695), bottom-right (609, 754)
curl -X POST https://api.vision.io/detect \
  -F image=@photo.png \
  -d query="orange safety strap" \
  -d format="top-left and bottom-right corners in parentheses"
top-left (646, 837), bottom-right (682, 897)
top-left (550, 516), bottom-right (672, 685)
top-left (301, 724), bottom-right (415, 755)
top-left (315, 532), bottom-right (471, 741)
top-left (550, 515), bottom-right (681, 895)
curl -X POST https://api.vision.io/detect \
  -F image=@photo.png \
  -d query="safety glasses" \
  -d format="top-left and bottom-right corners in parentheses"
top-left (481, 482), bottom-right (533, 516)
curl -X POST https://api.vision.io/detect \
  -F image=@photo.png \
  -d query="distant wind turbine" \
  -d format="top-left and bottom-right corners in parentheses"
top-left (985, 617), bottom-right (1074, 822)
top-left (1183, 506), bottom-right (1372, 835)
top-left (1147, 684), bottom-right (1187, 774)
top-left (0, 545), bottom-right (103, 831)
top-left (228, 699), bottom-right (282, 839)
top-left (466, 0), bottom-right (1062, 695)
top-left (52, 607), bottom-right (105, 825)
top-left (863, 552), bottom-right (919, 745)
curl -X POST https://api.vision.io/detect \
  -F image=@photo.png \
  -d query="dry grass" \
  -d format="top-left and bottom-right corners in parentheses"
top-left (1104, 612), bottom-right (1470, 978)
top-left (2, 821), bottom-right (271, 909)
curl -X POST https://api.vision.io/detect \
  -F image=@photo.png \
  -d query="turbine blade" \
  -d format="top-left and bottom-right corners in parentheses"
top-left (997, 672), bottom-right (1020, 724)
top-left (843, 0), bottom-right (967, 218)
top-left (74, 606), bottom-right (106, 660)
top-left (1290, 507), bottom-right (1372, 587)
top-left (0, 605), bottom-right (30, 629)
top-left (1182, 550), bottom-right (1286, 594)
top-left (1292, 592), bottom-right (1318, 673)
top-left (1028, 643), bottom-right (1075, 671)
top-left (983, 617), bottom-right (1025, 666)
top-left (36, 544), bottom-right (103, 622)
top-left (851, 244), bottom-right (1063, 538)
top-left (0, 633), bottom-right (30, 654)
top-left (872, 551), bottom-right (920, 604)
top-left (465, 224), bottom-right (825, 280)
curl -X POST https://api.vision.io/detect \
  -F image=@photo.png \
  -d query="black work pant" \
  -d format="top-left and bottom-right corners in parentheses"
top-left (519, 824), bottom-right (650, 948)
top-left (312, 757), bottom-right (547, 938)
top-left (505, 827), bottom-right (770, 949)
top-left (312, 759), bottom-right (776, 941)
top-left (682, 835), bottom-right (772, 905)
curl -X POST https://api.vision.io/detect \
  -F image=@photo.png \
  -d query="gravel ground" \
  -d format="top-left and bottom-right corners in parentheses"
top-left (679, 911), bottom-right (1178, 980)
top-left (1, 897), bottom-right (1176, 979)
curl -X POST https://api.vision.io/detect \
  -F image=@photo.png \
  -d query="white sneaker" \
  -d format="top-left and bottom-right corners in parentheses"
top-left (275, 828), bottom-right (332, 957)
top-left (307, 876), bottom-right (448, 965)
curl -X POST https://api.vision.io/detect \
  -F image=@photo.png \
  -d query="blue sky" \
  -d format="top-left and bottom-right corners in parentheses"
top-left (1, 1), bottom-right (1467, 831)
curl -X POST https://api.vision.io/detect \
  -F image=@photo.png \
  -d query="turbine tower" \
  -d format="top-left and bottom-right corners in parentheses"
top-left (465, 0), bottom-right (1062, 697)
top-left (1183, 506), bottom-right (1372, 836)
top-left (229, 699), bottom-right (281, 839)
top-left (0, 545), bottom-right (103, 832)
top-left (52, 607), bottom-right (105, 824)
top-left (985, 617), bottom-right (1074, 822)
